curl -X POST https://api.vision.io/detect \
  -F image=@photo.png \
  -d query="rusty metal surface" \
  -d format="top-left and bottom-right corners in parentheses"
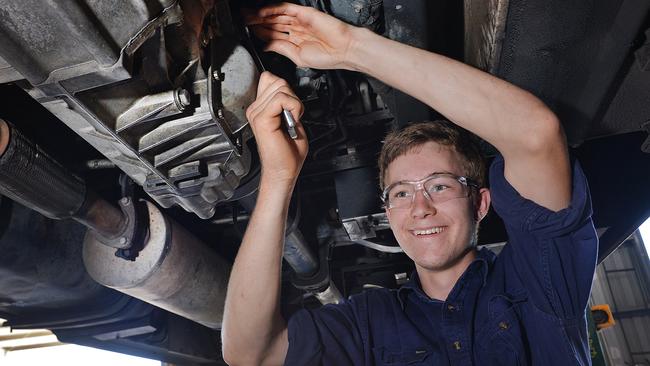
top-left (464, 0), bottom-right (509, 73)
top-left (83, 201), bottom-right (231, 328)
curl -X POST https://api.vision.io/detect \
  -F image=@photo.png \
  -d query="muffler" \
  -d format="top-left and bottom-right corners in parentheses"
top-left (83, 201), bottom-right (230, 329)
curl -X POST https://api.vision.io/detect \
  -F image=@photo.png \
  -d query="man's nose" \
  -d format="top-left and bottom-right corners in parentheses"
top-left (411, 189), bottom-right (436, 218)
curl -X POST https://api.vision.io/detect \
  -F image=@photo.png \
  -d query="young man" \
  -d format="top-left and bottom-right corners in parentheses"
top-left (222, 3), bottom-right (598, 365)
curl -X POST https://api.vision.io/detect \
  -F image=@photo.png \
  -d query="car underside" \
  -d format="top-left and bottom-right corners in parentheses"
top-left (0, 0), bottom-right (649, 364)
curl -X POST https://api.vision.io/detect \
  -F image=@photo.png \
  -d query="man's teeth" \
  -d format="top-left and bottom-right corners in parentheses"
top-left (413, 227), bottom-right (445, 235)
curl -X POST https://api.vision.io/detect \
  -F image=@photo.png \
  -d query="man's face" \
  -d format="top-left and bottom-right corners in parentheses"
top-left (384, 142), bottom-right (490, 273)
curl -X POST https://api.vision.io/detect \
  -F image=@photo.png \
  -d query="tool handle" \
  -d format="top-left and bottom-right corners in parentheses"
top-left (282, 109), bottom-right (298, 139)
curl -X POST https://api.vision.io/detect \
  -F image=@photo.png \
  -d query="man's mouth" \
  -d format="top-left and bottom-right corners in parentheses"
top-left (412, 227), bottom-right (446, 236)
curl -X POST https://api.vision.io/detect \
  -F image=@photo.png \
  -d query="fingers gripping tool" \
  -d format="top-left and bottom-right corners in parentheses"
top-left (244, 26), bottom-right (298, 139)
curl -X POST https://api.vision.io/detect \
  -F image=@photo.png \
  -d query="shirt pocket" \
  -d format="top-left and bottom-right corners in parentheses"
top-left (372, 346), bottom-right (434, 365)
top-left (476, 292), bottom-right (530, 366)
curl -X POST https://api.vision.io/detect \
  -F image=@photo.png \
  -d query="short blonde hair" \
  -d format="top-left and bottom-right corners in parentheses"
top-left (378, 121), bottom-right (486, 189)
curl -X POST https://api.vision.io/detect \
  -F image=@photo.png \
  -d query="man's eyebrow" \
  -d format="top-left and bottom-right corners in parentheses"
top-left (389, 171), bottom-right (455, 185)
top-left (418, 171), bottom-right (454, 179)
top-left (430, 171), bottom-right (452, 176)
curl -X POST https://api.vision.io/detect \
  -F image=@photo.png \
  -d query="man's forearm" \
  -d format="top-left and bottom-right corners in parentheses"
top-left (345, 28), bottom-right (556, 156)
top-left (222, 180), bottom-right (292, 365)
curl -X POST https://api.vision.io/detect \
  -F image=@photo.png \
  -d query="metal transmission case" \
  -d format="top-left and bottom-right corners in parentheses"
top-left (0, 0), bottom-right (258, 218)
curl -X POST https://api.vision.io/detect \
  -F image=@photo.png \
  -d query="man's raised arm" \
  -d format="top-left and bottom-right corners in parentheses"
top-left (221, 72), bottom-right (307, 365)
top-left (248, 3), bottom-right (571, 211)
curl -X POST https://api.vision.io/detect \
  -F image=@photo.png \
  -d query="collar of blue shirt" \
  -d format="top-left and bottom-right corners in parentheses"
top-left (396, 247), bottom-right (497, 309)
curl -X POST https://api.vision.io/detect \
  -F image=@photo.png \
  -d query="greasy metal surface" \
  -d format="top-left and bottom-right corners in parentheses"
top-left (342, 213), bottom-right (390, 241)
top-left (74, 192), bottom-right (128, 246)
top-left (0, 119), bottom-right (86, 219)
top-left (464, 0), bottom-right (509, 72)
top-left (83, 201), bottom-right (231, 328)
top-left (590, 28), bottom-right (650, 140)
top-left (299, 0), bottom-right (383, 30)
top-left (41, 44), bottom-right (257, 219)
top-left (0, 55), bottom-right (22, 83)
top-left (313, 282), bottom-right (344, 305)
top-left (115, 90), bottom-right (188, 133)
top-left (0, 0), bottom-right (153, 85)
top-left (285, 230), bottom-right (320, 276)
top-left (1, 0), bottom-right (257, 218)
top-left (494, 0), bottom-right (650, 145)
top-left (0, 118), bottom-right (130, 243)
top-left (121, 1), bottom-right (183, 57)
top-left (240, 194), bottom-right (320, 277)
top-left (370, 0), bottom-right (432, 128)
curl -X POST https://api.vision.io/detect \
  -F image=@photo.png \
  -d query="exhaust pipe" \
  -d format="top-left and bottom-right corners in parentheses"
top-left (0, 118), bottom-right (230, 328)
top-left (83, 201), bottom-right (230, 329)
top-left (240, 192), bottom-right (344, 305)
top-left (0, 118), bottom-right (127, 245)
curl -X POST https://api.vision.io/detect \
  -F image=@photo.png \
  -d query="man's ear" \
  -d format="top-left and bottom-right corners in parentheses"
top-left (385, 206), bottom-right (392, 227)
top-left (475, 188), bottom-right (491, 222)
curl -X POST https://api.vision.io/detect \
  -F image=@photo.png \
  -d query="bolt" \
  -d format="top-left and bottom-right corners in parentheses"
top-left (217, 109), bottom-right (225, 119)
top-left (177, 89), bottom-right (191, 107)
top-left (119, 237), bottom-right (128, 245)
top-left (120, 197), bottom-right (131, 206)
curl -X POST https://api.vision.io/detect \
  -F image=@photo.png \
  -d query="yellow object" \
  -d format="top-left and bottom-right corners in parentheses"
top-left (591, 304), bottom-right (615, 330)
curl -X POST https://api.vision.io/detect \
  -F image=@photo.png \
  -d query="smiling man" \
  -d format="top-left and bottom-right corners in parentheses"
top-left (221, 3), bottom-right (598, 366)
top-left (379, 124), bottom-right (491, 302)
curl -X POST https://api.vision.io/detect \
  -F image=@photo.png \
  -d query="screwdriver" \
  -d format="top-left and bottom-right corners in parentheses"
top-left (244, 26), bottom-right (298, 139)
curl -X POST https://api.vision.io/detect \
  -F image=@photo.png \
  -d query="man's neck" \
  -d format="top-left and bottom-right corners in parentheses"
top-left (417, 248), bottom-right (477, 301)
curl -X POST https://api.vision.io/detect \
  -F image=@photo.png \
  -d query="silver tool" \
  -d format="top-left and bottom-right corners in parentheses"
top-left (244, 26), bottom-right (298, 139)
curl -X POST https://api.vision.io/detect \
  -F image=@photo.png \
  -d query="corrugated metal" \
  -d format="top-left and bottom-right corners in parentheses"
top-left (608, 271), bottom-right (646, 310)
top-left (620, 317), bottom-right (650, 353)
top-left (590, 231), bottom-right (650, 365)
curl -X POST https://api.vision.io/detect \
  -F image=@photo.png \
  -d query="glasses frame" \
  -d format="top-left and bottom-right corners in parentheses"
top-left (381, 172), bottom-right (478, 210)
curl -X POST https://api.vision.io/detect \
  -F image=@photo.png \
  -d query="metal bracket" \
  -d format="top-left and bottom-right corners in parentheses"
top-left (113, 197), bottom-right (149, 261)
top-left (207, 51), bottom-right (242, 155)
top-left (342, 213), bottom-right (390, 241)
top-left (122, 0), bottom-right (183, 57)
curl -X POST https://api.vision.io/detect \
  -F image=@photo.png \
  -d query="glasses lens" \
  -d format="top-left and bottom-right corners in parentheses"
top-left (386, 183), bottom-right (415, 209)
top-left (385, 175), bottom-right (470, 209)
top-left (423, 175), bottom-right (469, 202)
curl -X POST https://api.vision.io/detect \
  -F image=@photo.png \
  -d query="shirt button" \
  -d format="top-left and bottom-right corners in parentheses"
top-left (499, 321), bottom-right (510, 330)
top-left (446, 304), bottom-right (456, 311)
top-left (453, 341), bottom-right (462, 350)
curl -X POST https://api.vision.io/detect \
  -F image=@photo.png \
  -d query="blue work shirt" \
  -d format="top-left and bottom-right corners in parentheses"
top-left (285, 155), bottom-right (598, 365)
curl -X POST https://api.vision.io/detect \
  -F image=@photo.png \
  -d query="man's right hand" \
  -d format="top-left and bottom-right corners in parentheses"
top-left (223, 72), bottom-right (304, 366)
top-left (245, 2), bottom-right (359, 70)
top-left (246, 71), bottom-right (308, 186)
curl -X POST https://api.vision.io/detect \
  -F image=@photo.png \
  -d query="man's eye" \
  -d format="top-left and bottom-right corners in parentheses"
top-left (392, 190), bottom-right (410, 199)
top-left (429, 184), bottom-right (449, 193)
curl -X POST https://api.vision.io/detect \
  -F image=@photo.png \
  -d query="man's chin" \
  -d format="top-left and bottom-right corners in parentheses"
top-left (415, 247), bottom-right (476, 272)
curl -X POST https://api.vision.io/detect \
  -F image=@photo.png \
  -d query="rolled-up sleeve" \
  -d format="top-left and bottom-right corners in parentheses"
top-left (489, 154), bottom-right (598, 319)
